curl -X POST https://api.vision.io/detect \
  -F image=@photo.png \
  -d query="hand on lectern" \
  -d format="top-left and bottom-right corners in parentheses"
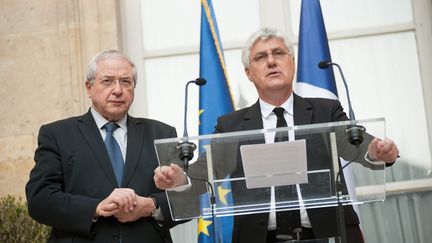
top-left (154, 163), bottom-right (188, 190)
top-left (367, 138), bottom-right (399, 163)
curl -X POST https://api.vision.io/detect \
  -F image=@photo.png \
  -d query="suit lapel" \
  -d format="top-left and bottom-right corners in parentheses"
top-left (239, 100), bottom-right (265, 145)
top-left (122, 116), bottom-right (145, 187)
top-left (293, 93), bottom-right (325, 172)
top-left (293, 93), bottom-right (313, 126)
top-left (243, 100), bottom-right (264, 130)
top-left (77, 111), bottom-right (118, 187)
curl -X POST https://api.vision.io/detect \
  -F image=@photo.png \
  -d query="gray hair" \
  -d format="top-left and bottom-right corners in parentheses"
top-left (241, 27), bottom-right (295, 69)
top-left (85, 49), bottom-right (137, 85)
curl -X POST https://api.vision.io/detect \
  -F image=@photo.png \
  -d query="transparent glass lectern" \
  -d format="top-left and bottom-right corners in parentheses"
top-left (154, 118), bottom-right (387, 230)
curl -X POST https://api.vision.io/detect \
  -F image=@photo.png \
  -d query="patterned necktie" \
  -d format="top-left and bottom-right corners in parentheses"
top-left (103, 122), bottom-right (124, 186)
top-left (272, 107), bottom-right (302, 233)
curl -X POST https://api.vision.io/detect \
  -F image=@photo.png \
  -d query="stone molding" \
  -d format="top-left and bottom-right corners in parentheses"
top-left (0, 0), bottom-right (120, 198)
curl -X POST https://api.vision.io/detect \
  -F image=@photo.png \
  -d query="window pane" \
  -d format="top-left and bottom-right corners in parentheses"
top-left (141, 0), bottom-right (260, 51)
top-left (326, 32), bottom-right (430, 179)
top-left (287, 0), bottom-right (414, 36)
top-left (143, 54), bottom-right (200, 136)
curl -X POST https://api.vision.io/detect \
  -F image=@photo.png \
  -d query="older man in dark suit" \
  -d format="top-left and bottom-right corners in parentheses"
top-left (26, 50), bottom-right (182, 243)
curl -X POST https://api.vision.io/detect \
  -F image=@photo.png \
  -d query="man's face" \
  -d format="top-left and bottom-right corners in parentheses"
top-left (245, 37), bottom-right (295, 99)
top-left (86, 58), bottom-right (135, 121)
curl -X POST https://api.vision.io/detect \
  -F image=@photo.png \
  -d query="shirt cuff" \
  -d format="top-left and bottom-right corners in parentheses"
top-left (152, 207), bottom-right (163, 220)
top-left (166, 173), bottom-right (192, 192)
top-left (92, 215), bottom-right (98, 222)
top-left (364, 152), bottom-right (385, 165)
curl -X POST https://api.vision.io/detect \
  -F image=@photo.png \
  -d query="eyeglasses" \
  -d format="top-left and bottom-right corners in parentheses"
top-left (99, 79), bottom-right (135, 89)
top-left (251, 48), bottom-right (289, 64)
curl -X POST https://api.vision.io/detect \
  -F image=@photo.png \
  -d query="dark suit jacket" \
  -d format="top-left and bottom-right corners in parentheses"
top-left (214, 94), bottom-right (367, 243)
top-left (26, 111), bottom-right (181, 243)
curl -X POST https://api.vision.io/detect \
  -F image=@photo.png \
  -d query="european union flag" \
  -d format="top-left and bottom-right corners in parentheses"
top-left (199, 0), bottom-right (234, 136)
top-left (198, 0), bottom-right (234, 242)
top-left (198, 193), bottom-right (215, 242)
top-left (198, 179), bottom-right (234, 243)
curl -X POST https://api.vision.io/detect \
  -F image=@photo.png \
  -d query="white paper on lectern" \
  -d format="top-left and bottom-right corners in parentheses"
top-left (240, 139), bottom-right (308, 189)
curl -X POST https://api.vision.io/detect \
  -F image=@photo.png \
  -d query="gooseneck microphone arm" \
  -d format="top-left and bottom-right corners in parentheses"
top-left (177, 78), bottom-right (207, 171)
top-left (318, 61), bottom-right (355, 120)
top-left (183, 80), bottom-right (195, 138)
top-left (319, 60), bottom-right (365, 147)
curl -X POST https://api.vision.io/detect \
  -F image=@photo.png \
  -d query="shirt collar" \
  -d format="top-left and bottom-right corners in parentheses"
top-left (259, 95), bottom-right (294, 119)
top-left (90, 107), bottom-right (128, 131)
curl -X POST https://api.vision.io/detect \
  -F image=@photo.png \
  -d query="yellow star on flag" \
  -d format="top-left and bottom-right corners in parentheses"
top-left (217, 184), bottom-right (231, 205)
top-left (197, 217), bottom-right (213, 236)
top-left (198, 109), bottom-right (205, 125)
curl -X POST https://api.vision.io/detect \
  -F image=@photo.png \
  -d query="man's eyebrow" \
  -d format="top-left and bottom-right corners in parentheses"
top-left (100, 75), bottom-right (132, 79)
top-left (271, 47), bottom-right (286, 51)
top-left (254, 47), bottom-right (286, 54)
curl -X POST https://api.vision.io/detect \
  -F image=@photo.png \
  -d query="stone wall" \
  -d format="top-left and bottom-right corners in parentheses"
top-left (0, 0), bottom-right (120, 199)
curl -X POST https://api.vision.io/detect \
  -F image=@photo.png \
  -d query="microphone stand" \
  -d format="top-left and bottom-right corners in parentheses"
top-left (335, 171), bottom-right (347, 243)
top-left (177, 79), bottom-right (206, 171)
top-left (319, 61), bottom-right (366, 243)
top-left (177, 78), bottom-right (217, 242)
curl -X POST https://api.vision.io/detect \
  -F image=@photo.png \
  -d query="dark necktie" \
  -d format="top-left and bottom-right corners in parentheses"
top-left (103, 122), bottom-right (124, 186)
top-left (273, 107), bottom-right (288, 142)
top-left (272, 107), bottom-right (302, 233)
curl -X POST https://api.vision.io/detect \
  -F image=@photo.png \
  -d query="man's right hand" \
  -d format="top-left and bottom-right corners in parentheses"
top-left (95, 188), bottom-right (137, 218)
top-left (153, 163), bottom-right (187, 190)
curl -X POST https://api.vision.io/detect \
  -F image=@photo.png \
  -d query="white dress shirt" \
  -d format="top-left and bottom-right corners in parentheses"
top-left (259, 96), bottom-right (312, 229)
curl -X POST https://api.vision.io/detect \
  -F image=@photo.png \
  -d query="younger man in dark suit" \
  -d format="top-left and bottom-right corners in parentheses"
top-left (154, 28), bottom-right (399, 243)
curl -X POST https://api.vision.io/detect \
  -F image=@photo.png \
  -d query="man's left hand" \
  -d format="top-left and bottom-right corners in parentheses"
top-left (114, 196), bottom-right (156, 223)
top-left (368, 138), bottom-right (399, 163)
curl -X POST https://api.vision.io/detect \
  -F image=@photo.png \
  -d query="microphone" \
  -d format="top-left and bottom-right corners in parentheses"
top-left (318, 61), bottom-right (365, 147)
top-left (318, 60), bottom-right (331, 69)
top-left (177, 78), bottom-right (207, 171)
top-left (194, 78), bottom-right (207, 86)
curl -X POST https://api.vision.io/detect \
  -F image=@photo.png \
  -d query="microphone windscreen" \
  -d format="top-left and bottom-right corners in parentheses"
top-left (318, 61), bottom-right (331, 69)
top-left (195, 78), bottom-right (207, 86)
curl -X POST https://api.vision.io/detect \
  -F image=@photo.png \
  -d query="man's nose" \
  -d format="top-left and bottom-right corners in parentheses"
top-left (266, 54), bottom-right (277, 66)
top-left (266, 53), bottom-right (277, 64)
top-left (112, 81), bottom-right (123, 93)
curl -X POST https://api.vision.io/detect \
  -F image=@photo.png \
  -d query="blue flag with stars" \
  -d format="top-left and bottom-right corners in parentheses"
top-left (198, 180), bottom-right (234, 243)
top-left (198, 0), bottom-right (234, 242)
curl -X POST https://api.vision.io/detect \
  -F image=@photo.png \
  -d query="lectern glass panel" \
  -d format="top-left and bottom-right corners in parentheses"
top-left (154, 118), bottom-right (386, 221)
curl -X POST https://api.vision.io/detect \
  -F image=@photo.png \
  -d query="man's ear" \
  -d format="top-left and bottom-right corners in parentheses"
top-left (85, 80), bottom-right (92, 98)
top-left (245, 68), bottom-right (252, 82)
